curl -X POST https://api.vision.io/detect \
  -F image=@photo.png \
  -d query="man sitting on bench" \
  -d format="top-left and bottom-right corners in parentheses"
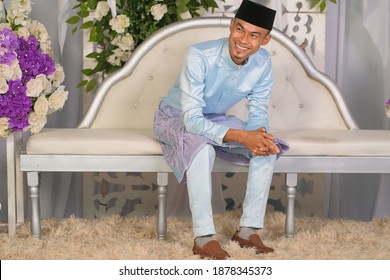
top-left (154, 0), bottom-right (286, 259)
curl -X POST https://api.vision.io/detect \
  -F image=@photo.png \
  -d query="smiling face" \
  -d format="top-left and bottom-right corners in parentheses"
top-left (228, 18), bottom-right (272, 65)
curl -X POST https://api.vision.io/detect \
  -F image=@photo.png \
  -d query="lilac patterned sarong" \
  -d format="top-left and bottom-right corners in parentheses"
top-left (153, 101), bottom-right (288, 183)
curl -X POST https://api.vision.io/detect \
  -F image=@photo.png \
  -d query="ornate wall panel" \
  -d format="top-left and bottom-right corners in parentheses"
top-left (83, 0), bottom-right (326, 219)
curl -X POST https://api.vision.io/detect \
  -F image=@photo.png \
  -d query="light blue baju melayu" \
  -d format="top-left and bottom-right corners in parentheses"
top-left (153, 38), bottom-right (288, 237)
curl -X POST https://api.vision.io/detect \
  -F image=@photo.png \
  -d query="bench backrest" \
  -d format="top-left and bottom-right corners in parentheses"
top-left (79, 17), bottom-right (357, 131)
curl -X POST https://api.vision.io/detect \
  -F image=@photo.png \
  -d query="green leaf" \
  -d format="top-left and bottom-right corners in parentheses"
top-left (81, 68), bottom-right (94, 76)
top-left (77, 80), bottom-right (89, 88)
top-left (201, 0), bottom-right (219, 9)
top-left (86, 79), bottom-right (97, 92)
top-left (89, 26), bottom-right (98, 42)
top-left (66, 16), bottom-right (80, 24)
top-left (86, 52), bottom-right (99, 58)
top-left (319, 1), bottom-right (327, 12)
top-left (77, 10), bottom-right (90, 18)
top-left (72, 3), bottom-right (82, 10)
top-left (309, 0), bottom-right (336, 12)
top-left (81, 20), bottom-right (94, 29)
top-left (87, 0), bottom-right (97, 10)
top-left (309, 0), bottom-right (321, 9)
top-left (107, 66), bottom-right (121, 74)
top-left (71, 26), bottom-right (78, 34)
top-left (96, 31), bottom-right (105, 44)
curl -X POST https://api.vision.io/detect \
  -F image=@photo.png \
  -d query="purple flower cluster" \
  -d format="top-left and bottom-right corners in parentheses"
top-left (0, 28), bottom-right (19, 66)
top-left (0, 28), bottom-right (56, 132)
top-left (17, 35), bottom-right (55, 83)
top-left (0, 80), bottom-right (31, 131)
top-left (386, 99), bottom-right (390, 106)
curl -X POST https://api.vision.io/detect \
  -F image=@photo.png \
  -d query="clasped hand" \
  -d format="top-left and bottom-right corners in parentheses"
top-left (244, 128), bottom-right (280, 157)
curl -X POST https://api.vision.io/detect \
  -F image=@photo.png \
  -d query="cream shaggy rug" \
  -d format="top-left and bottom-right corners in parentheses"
top-left (1, 211), bottom-right (389, 260)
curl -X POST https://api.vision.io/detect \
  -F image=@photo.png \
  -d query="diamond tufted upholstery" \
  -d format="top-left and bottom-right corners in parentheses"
top-left (21, 18), bottom-right (390, 240)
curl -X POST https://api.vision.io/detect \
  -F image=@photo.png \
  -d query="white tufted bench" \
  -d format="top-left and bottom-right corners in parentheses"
top-left (20, 17), bottom-right (390, 239)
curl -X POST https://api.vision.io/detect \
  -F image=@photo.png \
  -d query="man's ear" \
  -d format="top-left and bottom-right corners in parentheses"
top-left (229, 18), bottom-right (235, 31)
top-left (261, 34), bottom-right (272, 46)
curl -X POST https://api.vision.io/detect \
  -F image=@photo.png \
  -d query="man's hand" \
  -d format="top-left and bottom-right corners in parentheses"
top-left (224, 127), bottom-right (280, 156)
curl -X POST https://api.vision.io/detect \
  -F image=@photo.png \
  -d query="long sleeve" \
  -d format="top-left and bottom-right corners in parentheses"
top-left (181, 47), bottom-right (230, 145)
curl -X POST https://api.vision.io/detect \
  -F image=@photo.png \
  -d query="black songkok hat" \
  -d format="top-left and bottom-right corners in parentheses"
top-left (235, 0), bottom-right (276, 30)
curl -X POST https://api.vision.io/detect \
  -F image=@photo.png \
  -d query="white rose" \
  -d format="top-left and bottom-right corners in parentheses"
top-left (8, 14), bottom-right (29, 27)
top-left (150, 4), bottom-right (168, 21)
top-left (16, 26), bottom-right (30, 39)
top-left (33, 95), bottom-right (49, 117)
top-left (28, 21), bottom-right (52, 53)
top-left (120, 50), bottom-right (131, 62)
top-left (180, 11), bottom-right (192, 20)
top-left (0, 77), bottom-right (8, 94)
top-left (112, 33), bottom-right (135, 51)
top-left (0, 64), bottom-right (13, 80)
top-left (0, 23), bottom-right (11, 30)
top-left (39, 41), bottom-right (53, 55)
top-left (50, 64), bottom-right (65, 88)
top-left (31, 21), bottom-right (50, 42)
top-left (48, 86), bottom-right (68, 113)
top-left (0, 117), bottom-right (10, 138)
top-left (95, 1), bottom-right (110, 21)
top-left (10, 59), bottom-right (22, 80)
top-left (26, 77), bottom-right (43, 97)
top-left (34, 74), bottom-right (52, 94)
top-left (28, 112), bottom-right (47, 135)
top-left (109, 14), bottom-right (130, 33)
top-left (10, 0), bottom-right (32, 14)
top-left (107, 48), bottom-right (123, 66)
top-left (7, 0), bottom-right (32, 24)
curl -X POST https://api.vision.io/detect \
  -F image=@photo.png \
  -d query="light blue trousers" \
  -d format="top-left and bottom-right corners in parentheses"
top-left (186, 144), bottom-right (277, 237)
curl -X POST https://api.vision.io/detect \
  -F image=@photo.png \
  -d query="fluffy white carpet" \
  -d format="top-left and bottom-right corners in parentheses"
top-left (1, 211), bottom-right (389, 260)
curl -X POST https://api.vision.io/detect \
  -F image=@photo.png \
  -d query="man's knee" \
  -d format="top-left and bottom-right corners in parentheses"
top-left (197, 144), bottom-right (216, 159)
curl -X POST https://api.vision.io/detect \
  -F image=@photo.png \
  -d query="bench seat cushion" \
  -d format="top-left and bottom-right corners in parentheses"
top-left (275, 129), bottom-right (390, 156)
top-left (26, 128), bottom-right (390, 157)
top-left (26, 128), bottom-right (162, 155)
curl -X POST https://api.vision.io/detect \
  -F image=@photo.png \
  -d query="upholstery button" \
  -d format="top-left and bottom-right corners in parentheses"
top-left (148, 76), bottom-right (153, 80)
top-left (163, 49), bottom-right (168, 54)
top-left (299, 104), bottom-right (304, 109)
top-left (272, 103), bottom-right (277, 108)
top-left (285, 76), bottom-right (291, 81)
top-left (271, 51), bottom-right (276, 56)
top-left (134, 102), bottom-right (139, 108)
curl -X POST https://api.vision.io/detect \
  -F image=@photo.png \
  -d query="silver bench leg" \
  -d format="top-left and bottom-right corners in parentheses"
top-left (6, 133), bottom-right (17, 236)
top-left (6, 131), bottom-right (24, 236)
top-left (14, 131), bottom-right (24, 226)
top-left (156, 172), bottom-right (168, 240)
top-left (285, 173), bottom-right (297, 238)
top-left (27, 172), bottom-right (41, 239)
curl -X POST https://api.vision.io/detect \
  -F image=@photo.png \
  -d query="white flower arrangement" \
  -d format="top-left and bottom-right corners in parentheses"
top-left (66, 0), bottom-right (218, 92)
top-left (0, 0), bottom-right (69, 138)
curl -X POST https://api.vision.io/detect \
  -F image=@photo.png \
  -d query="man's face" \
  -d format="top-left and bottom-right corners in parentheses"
top-left (228, 18), bottom-right (272, 65)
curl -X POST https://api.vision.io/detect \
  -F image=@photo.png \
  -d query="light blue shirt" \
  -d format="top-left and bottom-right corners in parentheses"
top-left (161, 38), bottom-right (273, 145)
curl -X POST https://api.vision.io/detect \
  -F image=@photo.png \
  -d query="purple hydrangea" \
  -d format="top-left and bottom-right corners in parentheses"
top-left (0, 80), bottom-right (32, 131)
top-left (0, 27), bottom-right (19, 66)
top-left (386, 99), bottom-right (390, 106)
top-left (0, 29), bottom-right (56, 132)
top-left (17, 35), bottom-right (56, 84)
